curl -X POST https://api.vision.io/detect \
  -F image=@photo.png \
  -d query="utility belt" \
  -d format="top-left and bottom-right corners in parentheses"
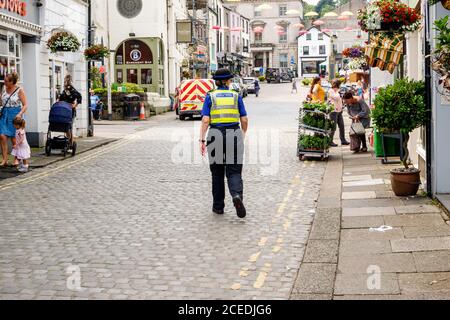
top-left (210, 124), bottom-right (240, 131)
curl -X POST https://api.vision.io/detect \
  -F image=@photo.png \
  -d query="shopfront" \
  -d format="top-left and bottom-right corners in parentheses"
top-left (0, 1), bottom-right (42, 145)
top-left (115, 38), bottom-right (165, 95)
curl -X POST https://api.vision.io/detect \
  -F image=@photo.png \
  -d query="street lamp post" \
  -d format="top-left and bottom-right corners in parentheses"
top-left (87, 0), bottom-right (94, 137)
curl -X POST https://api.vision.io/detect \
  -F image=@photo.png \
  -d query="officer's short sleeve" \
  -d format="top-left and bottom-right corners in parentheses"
top-left (238, 95), bottom-right (247, 117)
top-left (201, 93), bottom-right (212, 117)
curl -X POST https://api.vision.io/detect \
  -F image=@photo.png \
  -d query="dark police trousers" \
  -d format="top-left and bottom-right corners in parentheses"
top-left (207, 124), bottom-right (244, 211)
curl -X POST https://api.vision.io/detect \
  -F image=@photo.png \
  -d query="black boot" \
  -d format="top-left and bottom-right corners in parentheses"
top-left (232, 195), bottom-right (247, 219)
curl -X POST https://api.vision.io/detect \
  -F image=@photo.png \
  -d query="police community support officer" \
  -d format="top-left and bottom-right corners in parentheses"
top-left (199, 69), bottom-right (249, 219)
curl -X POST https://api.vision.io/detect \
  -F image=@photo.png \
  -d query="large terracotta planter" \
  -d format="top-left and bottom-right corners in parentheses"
top-left (390, 168), bottom-right (421, 197)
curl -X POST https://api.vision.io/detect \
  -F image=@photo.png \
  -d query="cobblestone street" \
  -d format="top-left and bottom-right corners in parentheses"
top-left (0, 83), bottom-right (328, 300)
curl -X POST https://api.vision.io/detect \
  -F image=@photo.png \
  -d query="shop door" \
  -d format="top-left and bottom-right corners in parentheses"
top-left (49, 61), bottom-right (74, 106)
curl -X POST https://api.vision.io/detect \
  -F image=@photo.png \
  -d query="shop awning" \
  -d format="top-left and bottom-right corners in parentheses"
top-left (365, 34), bottom-right (404, 74)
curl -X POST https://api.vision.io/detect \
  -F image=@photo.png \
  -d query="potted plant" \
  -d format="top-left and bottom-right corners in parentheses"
top-left (358, 0), bottom-right (421, 33)
top-left (84, 44), bottom-right (110, 61)
top-left (372, 79), bottom-right (427, 196)
top-left (429, 0), bottom-right (450, 10)
top-left (47, 31), bottom-right (80, 53)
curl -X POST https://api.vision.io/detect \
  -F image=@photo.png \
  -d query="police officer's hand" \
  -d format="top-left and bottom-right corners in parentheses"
top-left (200, 141), bottom-right (207, 157)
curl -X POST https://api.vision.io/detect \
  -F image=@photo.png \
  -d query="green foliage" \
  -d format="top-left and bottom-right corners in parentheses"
top-left (434, 16), bottom-right (450, 53)
top-left (302, 78), bottom-right (312, 86)
top-left (302, 101), bottom-right (334, 113)
top-left (299, 134), bottom-right (332, 150)
top-left (372, 79), bottom-right (427, 134)
top-left (302, 113), bottom-right (335, 131)
top-left (315, 0), bottom-right (336, 16)
top-left (91, 67), bottom-right (103, 90)
top-left (93, 83), bottom-right (145, 95)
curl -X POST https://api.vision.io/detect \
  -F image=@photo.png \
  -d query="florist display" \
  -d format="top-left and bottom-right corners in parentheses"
top-left (358, 0), bottom-right (421, 33)
top-left (372, 79), bottom-right (427, 196)
top-left (297, 101), bottom-right (334, 161)
top-left (84, 44), bottom-right (110, 61)
top-left (431, 16), bottom-right (450, 93)
top-left (47, 31), bottom-right (80, 53)
top-left (342, 46), bottom-right (365, 58)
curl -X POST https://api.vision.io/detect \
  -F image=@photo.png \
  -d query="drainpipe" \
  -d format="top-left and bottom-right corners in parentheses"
top-left (87, 0), bottom-right (94, 136)
top-left (424, 1), bottom-right (433, 197)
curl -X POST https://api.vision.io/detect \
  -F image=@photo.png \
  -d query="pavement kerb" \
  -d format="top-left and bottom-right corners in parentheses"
top-left (290, 147), bottom-right (343, 300)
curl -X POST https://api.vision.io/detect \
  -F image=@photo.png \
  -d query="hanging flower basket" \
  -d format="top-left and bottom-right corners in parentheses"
top-left (47, 31), bottom-right (80, 53)
top-left (84, 44), bottom-right (110, 61)
top-left (431, 16), bottom-right (450, 93)
top-left (429, 0), bottom-right (450, 9)
top-left (358, 0), bottom-right (421, 33)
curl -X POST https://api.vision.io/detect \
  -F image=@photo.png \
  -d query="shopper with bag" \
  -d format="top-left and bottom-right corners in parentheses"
top-left (343, 92), bottom-right (371, 153)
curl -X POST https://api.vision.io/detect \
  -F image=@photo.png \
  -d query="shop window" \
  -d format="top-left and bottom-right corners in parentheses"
top-left (127, 69), bottom-right (138, 84)
top-left (302, 61), bottom-right (319, 74)
top-left (159, 69), bottom-right (164, 85)
top-left (0, 31), bottom-right (7, 55)
top-left (254, 53), bottom-right (264, 68)
top-left (141, 69), bottom-right (152, 85)
top-left (0, 31), bottom-right (21, 92)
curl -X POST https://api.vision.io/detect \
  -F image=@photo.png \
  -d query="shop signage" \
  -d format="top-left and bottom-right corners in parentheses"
top-left (123, 40), bottom-right (153, 65)
top-left (0, 0), bottom-right (27, 16)
top-left (176, 21), bottom-right (192, 44)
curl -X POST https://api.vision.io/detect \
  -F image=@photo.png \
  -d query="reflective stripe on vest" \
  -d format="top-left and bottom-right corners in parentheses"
top-left (210, 90), bottom-right (240, 124)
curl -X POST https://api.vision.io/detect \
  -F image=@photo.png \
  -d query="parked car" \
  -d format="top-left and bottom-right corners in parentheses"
top-left (243, 77), bottom-right (257, 94)
top-left (266, 68), bottom-right (295, 83)
top-left (231, 77), bottom-right (248, 97)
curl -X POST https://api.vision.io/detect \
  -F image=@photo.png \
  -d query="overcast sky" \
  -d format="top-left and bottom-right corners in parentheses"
top-left (303, 0), bottom-right (320, 5)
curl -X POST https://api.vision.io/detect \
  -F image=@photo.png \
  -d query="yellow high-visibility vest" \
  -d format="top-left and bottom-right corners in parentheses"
top-left (210, 90), bottom-right (240, 125)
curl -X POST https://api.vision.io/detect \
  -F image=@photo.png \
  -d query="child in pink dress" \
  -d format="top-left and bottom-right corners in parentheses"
top-left (12, 118), bottom-right (31, 173)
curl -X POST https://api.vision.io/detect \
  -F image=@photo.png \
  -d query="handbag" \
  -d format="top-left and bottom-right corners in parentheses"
top-left (350, 121), bottom-right (366, 136)
top-left (0, 87), bottom-right (21, 119)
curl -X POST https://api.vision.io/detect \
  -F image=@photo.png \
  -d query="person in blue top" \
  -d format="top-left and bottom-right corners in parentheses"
top-left (89, 90), bottom-right (102, 120)
top-left (199, 68), bottom-right (249, 219)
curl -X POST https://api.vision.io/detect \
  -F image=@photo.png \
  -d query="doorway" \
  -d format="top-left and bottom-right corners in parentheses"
top-left (49, 60), bottom-right (74, 106)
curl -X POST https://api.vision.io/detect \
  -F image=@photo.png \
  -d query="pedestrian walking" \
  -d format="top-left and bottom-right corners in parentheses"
top-left (58, 75), bottom-right (82, 144)
top-left (254, 79), bottom-right (260, 97)
top-left (309, 77), bottom-right (325, 103)
top-left (11, 118), bottom-right (31, 173)
top-left (343, 92), bottom-right (371, 153)
top-left (199, 68), bottom-right (249, 218)
top-left (291, 79), bottom-right (298, 94)
top-left (328, 79), bottom-right (350, 147)
top-left (90, 89), bottom-right (102, 121)
top-left (0, 73), bottom-right (28, 167)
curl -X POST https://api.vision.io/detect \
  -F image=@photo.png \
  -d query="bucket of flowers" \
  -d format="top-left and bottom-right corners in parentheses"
top-left (47, 31), bottom-right (80, 53)
top-left (358, 0), bottom-right (421, 33)
top-left (84, 44), bottom-right (110, 61)
top-left (342, 46), bottom-right (365, 58)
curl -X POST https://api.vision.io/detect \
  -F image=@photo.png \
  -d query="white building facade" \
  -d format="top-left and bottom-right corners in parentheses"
top-left (298, 27), bottom-right (331, 78)
top-left (224, 0), bottom-right (303, 75)
top-left (1, 0), bottom-right (89, 147)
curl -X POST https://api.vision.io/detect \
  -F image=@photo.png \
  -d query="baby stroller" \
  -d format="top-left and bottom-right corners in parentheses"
top-left (45, 101), bottom-right (77, 157)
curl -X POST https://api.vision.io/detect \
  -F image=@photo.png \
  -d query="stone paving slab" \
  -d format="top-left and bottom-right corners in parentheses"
top-left (341, 216), bottom-right (385, 229)
top-left (384, 214), bottom-right (445, 227)
top-left (308, 209), bottom-right (341, 240)
top-left (339, 240), bottom-right (392, 256)
top-left (343, 179), bottom-right (385, 188)
top-left (342, 191), bottom-right (377, 200)
top-left (303, 240), bottom-right (339, 264)
top-left (337, 253), bottom-right (416, 274)
top-left (398, 273), bottom-right (450, 293)
top-left (343, 184), bottom-right (391, 193)
top-left (395, 205), bottom-right (442, 214)
top-left (342, 175), bottom-right (372, 182)
top-left (334, 273), bottom-right (400, 295)
top-left (342, 198), bottom-right (404, 208)
top-left (413, 251), bottom-right (450, 272)
top-left (291, 263), bottom-right (336, 295)
top-left (341, 228), bottom-right (404, 241)
top-left (391, 237), bottom-right (450, 253)
top-left (334, 293), bottom-right (450, 300)
top-left (402, 225), bottom-right (450, 238)
top-left (343, 207), bottom-right (396, 217)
